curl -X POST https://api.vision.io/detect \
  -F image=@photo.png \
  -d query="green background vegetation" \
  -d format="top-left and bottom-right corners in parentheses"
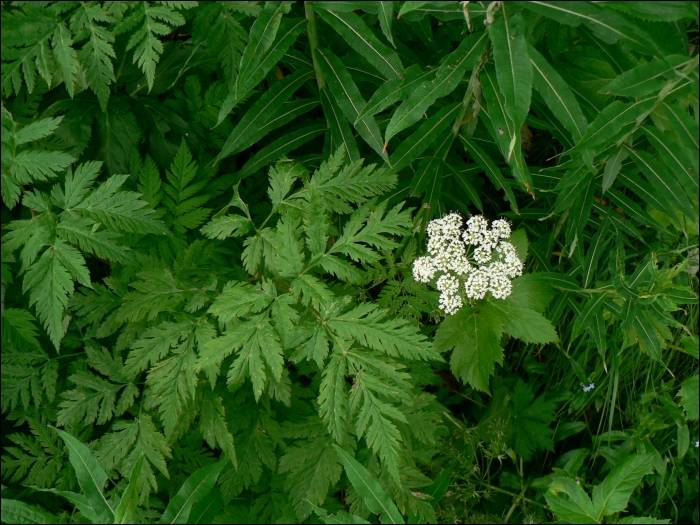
top-left (1, 1), bottom-right (698, 523)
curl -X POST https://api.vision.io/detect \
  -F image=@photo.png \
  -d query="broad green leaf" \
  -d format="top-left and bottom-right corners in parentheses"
top-left (315, 9), bottom-right (404, 80)
top-left (215, 69), bottom-right (313, 157)
top-left (678, 374), bottom-right (699, 420)
top-left (321, 89), bottom-right (360, 163)
top-left (228, 318), bottom-right (283, 400)
top-left (623, 145), bottom-right (695, 222)
top-left (433, 304), bottom-right (504, 393)
top-left (160, 459), bottom-right (226, 524)
top-left (114, 454), bottom-right (145, 524)
top-left (316, 48), bottom-right (387, 160)
top-left (53, 428), bottom-right (114, 524)
top-left (0, 499), bottom-right (56, 524)
top-left (390, 102), bottom-right (461, 172)
top-left (490, 7), bottom-right (532, 147)
top-left (510, 380), bottom-right (557, 459)
top-left (236, 122), bottom-right (327, 180)
top-left (592, 454), bottom-right (653, 518)
top-left (385, 32), bottom-right (487, 143)
top-left (489, 301), bottom-right (558, 345)
top-left (332, 445), bottom-right (405, 524)
top-left (603, 55), bottom-right (689, 97)
top-left (545, 478), bottom-right (598, 524)
top-left (458, 134), bottom-right (519, 214)
top-left (377, 2), bottom-right (395, 47)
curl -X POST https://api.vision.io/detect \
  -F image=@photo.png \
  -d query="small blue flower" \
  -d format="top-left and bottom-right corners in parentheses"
top-left (696, 440), bottom-right (699, 448)
top-left (582, 382), bottom-right (595, 393)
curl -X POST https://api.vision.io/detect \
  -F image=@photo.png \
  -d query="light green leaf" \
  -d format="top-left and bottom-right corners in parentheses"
top-left (53, 428), bottom-right (114, 524)
top-left (114, 454), bottom-right (144, 524)
top-left (490, 302), bottom-right (559, 345)
top-left (678, 375), bottom-right (699, 420)
top-left (641, 124), bottom-right (698, 197)
top-left (545, 478), bottom-right (598, 524)
top-left (332, 444), bottom-right (405, 524)
top-left (433, 304), bottom-right (504, 393)
top-left (53, 24), bottom-right (79, 98)
top-left (603, 55), bottom-right (689, 97)
top-left (209, 281), bottom-right (273, 322)
top-left (591, 454), bottom-right (653, 518)
top-left (160, 459), bottom-right (226, 524)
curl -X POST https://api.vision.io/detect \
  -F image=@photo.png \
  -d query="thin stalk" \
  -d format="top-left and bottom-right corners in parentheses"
top-left (305, 2), bottom-right (327, 90)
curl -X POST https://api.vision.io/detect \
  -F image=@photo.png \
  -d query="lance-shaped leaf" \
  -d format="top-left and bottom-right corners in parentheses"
top-left (316, 48), bottom-right (387, 161)
top-left (215, 69), bottom-right (313, 159)
top-left (355, 66), bottom-right (431, 123)
top-left (332, 444), bottom-right (405, 524)
top-left (601, 147), bottom-right (627, 194)
top-left (321, 89), bottom-right (360, 163)
top-left (623, 145), bottom-right (695, 221)
top-left (1, 499), bottom-right (57, 524)
top-left (662, 102), bottom-right (699, 172)
top-left (490, 6), bottom-right (532, 151)
top-left (528, 44), bottom-right (587, 144)
top-left (377, 1), bottom-right (395, 47)
top-left (604, 55), bottom-right (689, 98)
top-left (53, 428), bottom-right (114, 524)
top-left (458, 134), bottom-right (519, 214)
top-left (571, 294), bottom-right (607, 339)
top-left (390, 102), bottom-right (460, 172)
top-left (114, 455), bottom-right (144, 524)
top-left (641, 124), bottom-right (698, 197)
top-left (433, 304), bottom-right (504, 393)
top-left (160, 459), bottom-right (226, 524)
top-left (236, 1), bottom-right (292, 98)
top-left (236, 122), bottom-right (327, 180)
top-left (315, 8), bottom-right (404, 80)
top-left (480, 67), bottom-right (533, 191)
top-left (385, 31), bottom-right (487, 143)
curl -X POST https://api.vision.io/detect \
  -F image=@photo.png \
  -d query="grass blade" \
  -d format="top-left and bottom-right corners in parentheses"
top-left (160, 459), bottom-right (226, 524)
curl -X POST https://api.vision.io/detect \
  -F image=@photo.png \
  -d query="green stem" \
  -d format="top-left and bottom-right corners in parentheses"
top-left (305, 2), bottom-right (327, 90)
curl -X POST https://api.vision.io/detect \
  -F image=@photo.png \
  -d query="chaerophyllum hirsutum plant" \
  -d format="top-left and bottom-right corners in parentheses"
top-left (415, 212), bottom-right (559, 393)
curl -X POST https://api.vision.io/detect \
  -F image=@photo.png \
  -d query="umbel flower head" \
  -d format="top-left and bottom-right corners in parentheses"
top-left (412, 213), bottom-right (523, 315)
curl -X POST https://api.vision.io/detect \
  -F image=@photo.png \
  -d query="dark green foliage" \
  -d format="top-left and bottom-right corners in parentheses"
top-left (1, 1), bottom-right (698, 524)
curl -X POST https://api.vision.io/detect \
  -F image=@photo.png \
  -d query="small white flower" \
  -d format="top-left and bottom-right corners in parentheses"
top-left (473, 245), bottom-right (492, 264)
top-left (465, 269), bottom-right (489, 300)
top-left (412, 256), bottom-right (436, 283)
top-left (481, 229), bottom-right (500, 250)
top-left (488, 267), bottom-right (512, 300)
top-left (491, 218), bottom-right (511, 239)
top-left (437, 274), bottom-right (460, 294)
top-left (439, 292), bottom-right (463, 315)
top-left (582, 382), bottom-right (595, 392)
top-left (467, 215), bottom-right (488, 234)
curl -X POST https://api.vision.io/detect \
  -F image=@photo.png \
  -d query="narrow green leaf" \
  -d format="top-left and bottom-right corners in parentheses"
top-left (603, 56), bottom-right (689, 97)
top-left (571, 294), bottom-right (607, 339)
top-left (236, 122), bottom-right (327, 180)
top-left (377, 2), bottom-right (395, 47)
top-left (458, 134), bottom-right (519, 214)
top-left (390, 102), bottom-right (460, 172)
top-left (315, 9), bottom-right (404, 80)
top-left (355, 66), bottom-right (430, 123)
top-left (642, 124), bottom-right (698, 197)
top-left (160, 459), bottom-right (226, 524)
top-left (623, 145), bottom-right (695, 221)
top-left (321, 89), bottom-right (360, 163)
top-left (114, 454), bottom-right (145, 524)
top-left (53, 428), bottom-right (114, 524)
top-left (216, 69), bottom-right (313, 157)
top-left (332, 445), bottom-right (405, 524)
top-left (316, 48), bottom-right (388, 160)
top-left (602, 147), bottom-right (627, 194)
top-left (236, 1), bottom-right (292, 98)
top-left (490, 7), bottom-right (532, 140)
top-left (187, 486), bottom-right (224, 524)
top-left (583, 215), bottom-right (611, 289)
top-left (385, 32), bottom-right (487, 142)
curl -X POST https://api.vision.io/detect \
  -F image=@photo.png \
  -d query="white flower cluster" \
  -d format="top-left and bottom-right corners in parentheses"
top-left (412, 213), bottom-right (524, 315)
